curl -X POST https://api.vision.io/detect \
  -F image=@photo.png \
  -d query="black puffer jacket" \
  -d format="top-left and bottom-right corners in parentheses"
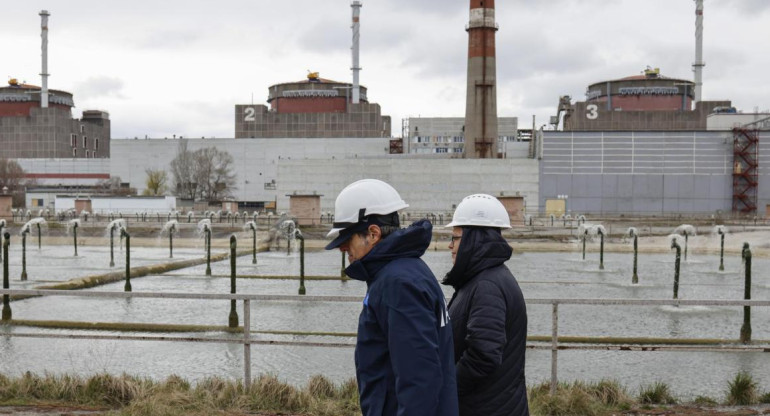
top-left (443, 227), bottom-right (529, 416)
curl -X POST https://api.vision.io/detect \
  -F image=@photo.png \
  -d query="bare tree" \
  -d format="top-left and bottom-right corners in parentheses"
top-left (170, 142), bottom-right (236, 201)
top-left (0, 158), bottom-right (29, 206)
top-left (0, 158), bottom-right (25, 191)
top-left (143, 168), bottom-right (168, 196)
top-left (170, 140), bottom-right (197, 199)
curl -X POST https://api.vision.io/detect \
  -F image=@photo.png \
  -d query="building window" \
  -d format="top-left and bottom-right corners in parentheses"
top-left (80, 125), bottom-right (85, 133)
top-left (95, 138), bottom-right (99, 150)
top-left (71, 134), bottom-right (76, 147)
top-left (436, 147), bottom-right (448, 153)
top-left (86, 150), bottom-right (90, 158)
top-left (83, 136), bottom-right (88, 148)
top-left (73, 148), bottom-right (77, 157)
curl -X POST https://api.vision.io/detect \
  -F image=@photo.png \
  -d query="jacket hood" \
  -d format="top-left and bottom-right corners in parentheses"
top-left (345, 219), bottom-right (433, 282)
top-left (442, 227), bottom-right (512, 289)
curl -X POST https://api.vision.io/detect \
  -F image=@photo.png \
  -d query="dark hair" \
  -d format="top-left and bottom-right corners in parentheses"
top-left (356, 224), bottom-right (400, 240)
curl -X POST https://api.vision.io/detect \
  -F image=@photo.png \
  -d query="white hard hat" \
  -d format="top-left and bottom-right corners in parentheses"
top-left (325, 179), bottom-right (408, 249)
top-left (446, 194), bottom-right (511, 229)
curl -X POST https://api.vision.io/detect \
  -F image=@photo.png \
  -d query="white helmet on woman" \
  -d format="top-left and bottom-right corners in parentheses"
top-left (446, 194), bottom-right (511, 228)
top-left (325, 179), bottom-right (408, 249)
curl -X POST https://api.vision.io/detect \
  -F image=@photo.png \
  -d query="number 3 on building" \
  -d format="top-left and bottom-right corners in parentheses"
top-left (244, 107), bottom-right (256, 122)
top-left (586, 104), bottom-right (598, 120)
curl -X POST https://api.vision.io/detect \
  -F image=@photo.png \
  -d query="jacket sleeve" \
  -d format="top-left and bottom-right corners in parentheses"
top-left (455, 280), bottom-right (507, 395)
top-left (384, 277), bottom-right (444, 415)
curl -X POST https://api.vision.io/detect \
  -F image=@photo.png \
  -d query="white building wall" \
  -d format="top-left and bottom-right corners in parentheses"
top-left (110, 138), bottom-right (389, 201)
top-left (110, 137), bottom-right (539, 214)
top-left (54, 196), bottom-right (176, 213)
top-left (16, 158), bottom-right (110, 186)
top-left (276, 157), bottom-right (540, 215)
top-left (707, 113), bottom-right (770, 130)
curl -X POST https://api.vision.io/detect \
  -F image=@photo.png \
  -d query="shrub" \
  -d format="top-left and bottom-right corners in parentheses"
top-left (638, 381), bottom-right (676, 405)
top-left (726, 371), bottom-right (758, 405)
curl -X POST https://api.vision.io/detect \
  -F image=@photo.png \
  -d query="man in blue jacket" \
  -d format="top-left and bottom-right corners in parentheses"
top-left (325, 179), bottom-right (458, 416)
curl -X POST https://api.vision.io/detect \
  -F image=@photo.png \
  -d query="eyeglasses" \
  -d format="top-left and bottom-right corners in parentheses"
top-left (450, 235), bottom-right (462, 246)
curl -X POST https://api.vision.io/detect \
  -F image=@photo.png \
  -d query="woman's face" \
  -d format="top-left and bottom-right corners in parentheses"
top-left (449, 226), bottom-right (463, 264)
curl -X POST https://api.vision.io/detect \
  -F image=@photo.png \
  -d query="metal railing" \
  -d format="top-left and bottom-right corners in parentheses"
top-left (1, 289), bottom-right (769, 393)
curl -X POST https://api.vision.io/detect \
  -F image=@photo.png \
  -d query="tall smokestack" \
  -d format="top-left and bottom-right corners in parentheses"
top-left (693, 0), bottom-right (705, 103)
top-left (464, 0), bottom-right (498, 159)
top-left (351, 1), bottom-right (362, 104)
top-left (39, 9), bottom-right (50, 108)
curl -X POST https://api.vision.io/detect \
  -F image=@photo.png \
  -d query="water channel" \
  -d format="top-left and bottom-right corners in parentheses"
top-left (1, 241), bottom-right (768, 400)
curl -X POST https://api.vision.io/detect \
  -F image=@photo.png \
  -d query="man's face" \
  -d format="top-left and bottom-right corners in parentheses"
top-left (449, 226), bottom-right (463, 265)
top-left (339, 225), bottom-right (379, 263)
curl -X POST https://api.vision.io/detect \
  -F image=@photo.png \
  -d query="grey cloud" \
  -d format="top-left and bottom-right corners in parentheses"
top-left (74, 76), bottom-right (126, 100)
top-left (135, 30), bottom-right (203, 49)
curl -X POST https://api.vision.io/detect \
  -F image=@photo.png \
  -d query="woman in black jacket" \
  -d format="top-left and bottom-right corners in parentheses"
top-left (443, 194), bottom-right (529, 416)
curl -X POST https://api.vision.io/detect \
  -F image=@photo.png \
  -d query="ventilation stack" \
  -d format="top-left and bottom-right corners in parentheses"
top-left (40, 10), bottom-right (51, 108)
top-left (351, 1), bottom-right (362, 104)
top-left (693, 0), bottom-right (705, 103)
top-left (463, 0), bottom-right (498, 158)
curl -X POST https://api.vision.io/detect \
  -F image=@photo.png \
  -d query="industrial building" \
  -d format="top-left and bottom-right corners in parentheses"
top-left (0, 81), bottom-right (110, 159)
top-left (110, 137), bottom-right (538, 216)
top-left (234, 75), bottom-right (390, 138)
top-left (403, 117), bottom-right (520, 155)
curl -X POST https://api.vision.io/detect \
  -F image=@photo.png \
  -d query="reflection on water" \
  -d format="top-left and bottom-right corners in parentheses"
top-left (1, 246), bottom-right (768, 399)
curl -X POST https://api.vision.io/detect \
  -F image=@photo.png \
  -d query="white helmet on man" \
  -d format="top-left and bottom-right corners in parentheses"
top-left (446, 194), bottom-right (511, 228)
top-left (325, 179), bottom-right (408, 249)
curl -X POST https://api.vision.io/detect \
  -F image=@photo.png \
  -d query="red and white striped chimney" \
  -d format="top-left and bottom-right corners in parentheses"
top-left (463, 0), bottom-right (498, 159)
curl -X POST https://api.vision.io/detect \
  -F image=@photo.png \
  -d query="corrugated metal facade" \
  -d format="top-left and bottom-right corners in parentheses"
top-left (540, 131), bottom-right (770, 215)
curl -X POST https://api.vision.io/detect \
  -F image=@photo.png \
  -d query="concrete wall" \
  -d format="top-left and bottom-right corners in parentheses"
top-left (540, 130), bottom-right (770, 216)
top-left (55, 196), bottom-right (176, 214)
top-left (17, 158), bottom-right (110, 186)
top-left (235, 102), bottom-right (390, 138)
top-left (563, 100), bottom-right (730, 131)
top-left (110, 137), bottom-right (390, 201)
top-left (275, 157), bottom-right (540, 216)
top-left (0, 106), bottom-right (110, 159)
top-left (111, 137), bottom-right (539, 216)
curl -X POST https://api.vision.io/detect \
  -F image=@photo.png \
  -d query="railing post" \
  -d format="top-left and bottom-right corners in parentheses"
top-left (251, 225), bottom-right (257, 265)
top-left (21, 231), bottom-right (27, 281)
top-left (599, 230), bottom-right (605, 270)
top-left (109, 226), bottom-right (115, 267)
top-left (550, 302), bottom-right (558, 395)
top-left (2, 232), bottom-right (11, 321)
top-left (297, 232), bottom-right (306, 295)
top-left (671, 239), bottom-right (681, 300)
top-left (205, 229), bottom-right (212, 276)
top-left (243, 298), bottom-right (251, 390)
top-left (632, 234), bottom-right (638, 284)
top-left (719, 232), bottom-right (725, 271)
top-left (123, 230), bottom-right (132, 292)
top-left (740, 242), bottom-right (752, 343)
top-left (229, 236), bottom-right (239, 328)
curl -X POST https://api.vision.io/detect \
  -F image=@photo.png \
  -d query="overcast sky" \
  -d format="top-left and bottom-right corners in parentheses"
top-left (4, 0), bottom-right (770, 138)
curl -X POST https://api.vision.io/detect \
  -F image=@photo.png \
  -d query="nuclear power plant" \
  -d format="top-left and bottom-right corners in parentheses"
top-left (2, 1), bottom-right (769, 218)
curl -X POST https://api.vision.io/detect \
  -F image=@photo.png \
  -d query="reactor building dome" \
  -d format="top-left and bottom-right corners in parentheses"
top-left (558, 67), bottom-right (731, 131)
top-left (235, 73), bottom-right (390, 138)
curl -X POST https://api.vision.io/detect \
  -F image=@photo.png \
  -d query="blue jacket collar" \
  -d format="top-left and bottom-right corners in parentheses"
top-left (345, 219), bottom-right (432, 283)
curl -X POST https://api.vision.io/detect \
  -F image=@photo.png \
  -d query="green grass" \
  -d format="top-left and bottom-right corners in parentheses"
top-left (2, 373), bottom-right (768, 415)
top-left (638, 381), bottom-right (677, 405)
top-left (726, 371), bottom-right (758, 405)
top-left (0, 372), bottom-right (362, 416)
